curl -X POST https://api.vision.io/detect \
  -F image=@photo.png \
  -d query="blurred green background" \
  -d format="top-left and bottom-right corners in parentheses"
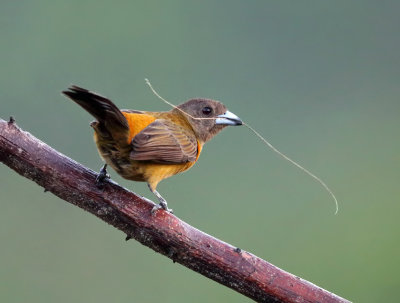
top-left (1, 1), bottom-right (399, 302)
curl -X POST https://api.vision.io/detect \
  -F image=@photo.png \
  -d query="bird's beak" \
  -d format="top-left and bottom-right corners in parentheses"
top-left (215, 111), bottom-right (243, 126)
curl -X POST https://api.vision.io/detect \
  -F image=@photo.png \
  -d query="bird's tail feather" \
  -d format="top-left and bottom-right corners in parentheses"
top-left (62, 85), bottom-right (129, 130)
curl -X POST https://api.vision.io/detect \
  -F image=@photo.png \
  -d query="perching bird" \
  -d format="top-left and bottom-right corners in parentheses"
top-left (62, 85), bottom-right (242, 213)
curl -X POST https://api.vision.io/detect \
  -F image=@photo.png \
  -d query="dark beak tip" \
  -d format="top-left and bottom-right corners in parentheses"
top-left (228, 116), bottom-right (242, 126)
top-left (230, 118), bottom-right (243, 126)
top-left (215, 111), bottom-right (242, 126)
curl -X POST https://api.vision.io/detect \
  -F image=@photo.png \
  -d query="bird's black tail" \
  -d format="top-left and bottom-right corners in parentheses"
top-left (62, 85), bottom-right (128, 131)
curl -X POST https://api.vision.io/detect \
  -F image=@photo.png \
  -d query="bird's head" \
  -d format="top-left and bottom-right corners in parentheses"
top-left (174, 98), bottom-right (242, 143)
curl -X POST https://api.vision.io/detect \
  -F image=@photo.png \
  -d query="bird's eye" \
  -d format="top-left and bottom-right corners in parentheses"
top-left (202, 106), bottom-right (212, 115)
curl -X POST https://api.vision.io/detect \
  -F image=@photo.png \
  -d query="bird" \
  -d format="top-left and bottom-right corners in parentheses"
top-left (62, 85), bottom-right (242, 213)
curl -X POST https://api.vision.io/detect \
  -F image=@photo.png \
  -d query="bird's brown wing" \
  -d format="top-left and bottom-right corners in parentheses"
top-left (130, 119), bottom-right (198, 163)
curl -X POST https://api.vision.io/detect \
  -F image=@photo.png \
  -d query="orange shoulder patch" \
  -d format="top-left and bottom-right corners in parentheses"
top-left (122, 112), bottom-right (157, 143)
top-left (196, 141), bottom-right (203, 161)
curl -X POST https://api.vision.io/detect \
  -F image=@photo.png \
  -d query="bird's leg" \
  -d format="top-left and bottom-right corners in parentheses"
top-left (148, 184), bottom-right (173, 214)
top-left (152, 190), bottom-right (174, 214)
top-left (95, 164), bottom-right (110, 188)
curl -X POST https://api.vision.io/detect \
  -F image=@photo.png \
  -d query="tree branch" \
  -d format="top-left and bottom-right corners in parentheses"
top-left (0, 118), bottom-right (350, 303)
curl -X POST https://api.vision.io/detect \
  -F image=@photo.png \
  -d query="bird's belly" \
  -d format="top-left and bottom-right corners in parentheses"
top-left (101, 150), bottom-right (195, 185)
top-left (121, 161), bottom-right (195, 183)
top-left (94, 131), bottom-right (196, 186)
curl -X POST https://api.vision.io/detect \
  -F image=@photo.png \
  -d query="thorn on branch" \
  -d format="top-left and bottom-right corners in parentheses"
top-left (168, 247), bottom-right (177, 263)
top-left (234, 247), bottom-right (242, 253)
top-left (8, 116), bottom-right (15, 124)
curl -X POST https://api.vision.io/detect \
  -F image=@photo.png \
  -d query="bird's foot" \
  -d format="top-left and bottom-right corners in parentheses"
top-left (151, 201), bottom-right (173, 215)
top-left (148, 184), bottom-right (173, 214)
top-left (96, 164), bottom-right (110, 189)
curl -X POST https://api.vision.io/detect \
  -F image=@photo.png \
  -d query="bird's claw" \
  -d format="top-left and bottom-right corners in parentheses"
top-left (96, 164), bottom-right (110, 188)
top-left (148, 184), bottom-right (173, 215)
top-left (151, 202), bottom-right (173, 215)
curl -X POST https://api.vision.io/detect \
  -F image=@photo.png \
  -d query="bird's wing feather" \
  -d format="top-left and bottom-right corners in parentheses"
top-left (130, 119), bottom-right (198, 163)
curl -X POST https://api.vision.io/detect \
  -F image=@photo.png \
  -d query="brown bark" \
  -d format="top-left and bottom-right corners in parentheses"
top-left (0, 118), bottom-right (350, 303)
